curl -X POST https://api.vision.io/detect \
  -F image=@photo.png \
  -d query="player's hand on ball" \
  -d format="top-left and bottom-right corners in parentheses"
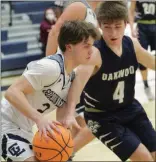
top-left (36, 115), bottom-right (62, 141)
top-left (56, 106), bottom-right (81, 130)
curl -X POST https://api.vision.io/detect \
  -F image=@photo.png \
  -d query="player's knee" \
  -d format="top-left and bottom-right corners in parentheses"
top-left (130, 143), bottom-right (154, 161)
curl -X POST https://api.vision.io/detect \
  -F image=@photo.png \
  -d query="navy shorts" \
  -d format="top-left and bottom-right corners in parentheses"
top-left (84, 99), bottom-right (156, 161)
top-left (138, 23), bottom-right (156, 71)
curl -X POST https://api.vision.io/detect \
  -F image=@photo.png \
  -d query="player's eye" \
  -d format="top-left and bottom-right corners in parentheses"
top-left (104, 26), bottom-right (110, 28)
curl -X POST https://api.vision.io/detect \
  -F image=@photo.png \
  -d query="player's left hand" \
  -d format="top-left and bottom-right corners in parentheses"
top-left (56, 104), bottom-right (81, 130)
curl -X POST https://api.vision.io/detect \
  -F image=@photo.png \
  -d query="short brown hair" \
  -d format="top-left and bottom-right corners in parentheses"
top-left (58, 20), bottom-right (101, 52)
top-left (96, 1), bottom-right (128, 24)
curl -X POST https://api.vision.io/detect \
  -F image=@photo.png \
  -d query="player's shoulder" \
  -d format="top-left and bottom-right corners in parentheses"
top-left (126, 36), bottom-right (140, 48)
top-left (122, 35), bottom-right (136, 48)
top-left (31, 56), bottom-right (61, 76)
top-left (93, 37), bottom-right (104, 50)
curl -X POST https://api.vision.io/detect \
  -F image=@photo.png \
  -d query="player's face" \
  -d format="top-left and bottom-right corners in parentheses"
top-left (100, 20), bottom-right (126, 46)
top-left (72, 36), bottom-right (94, 64)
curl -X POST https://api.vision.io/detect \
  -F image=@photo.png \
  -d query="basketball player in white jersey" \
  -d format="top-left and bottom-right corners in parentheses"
top-left (46, 0), bottom-right (99, 56)
top-left (46, 1), bottom-right (101, 157)
top-left (1, 21), bottom-right (100, 161)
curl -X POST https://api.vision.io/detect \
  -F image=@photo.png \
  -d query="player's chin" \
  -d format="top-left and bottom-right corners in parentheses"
top-left (79, 57), bottom-right (91, 64)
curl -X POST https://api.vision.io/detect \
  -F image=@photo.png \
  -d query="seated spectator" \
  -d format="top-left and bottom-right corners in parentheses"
top-left (40, 8), bottom-right (57, 55)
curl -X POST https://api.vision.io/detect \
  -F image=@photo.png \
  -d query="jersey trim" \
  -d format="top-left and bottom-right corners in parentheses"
top-left (45, 54), bottom-right (64, 88)
top-left (137, 20), bottom-right (156, 24)
top-left (85, 106), bottom-right (105, 113)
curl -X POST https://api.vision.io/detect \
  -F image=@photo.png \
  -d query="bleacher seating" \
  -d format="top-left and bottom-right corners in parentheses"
top-left (1, 30), bottom-right (8, 41)
top-left (2, 51), bottom-right (43, 71)
top-left (2, 41), bottom-right (27, 54)
top-left (28, 12), bottom-right (44, 24)
top-left (1, 1), bottom-right (57, 75)
top-left (11, 2), bottom-right (54, 14)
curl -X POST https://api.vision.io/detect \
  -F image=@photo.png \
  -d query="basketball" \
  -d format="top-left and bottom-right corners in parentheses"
top-left (32, 125), bottom-right (74, 161)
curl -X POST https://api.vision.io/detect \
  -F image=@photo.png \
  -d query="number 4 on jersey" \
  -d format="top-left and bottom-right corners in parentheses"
top-left (113, 81), bottom-right (125, 103)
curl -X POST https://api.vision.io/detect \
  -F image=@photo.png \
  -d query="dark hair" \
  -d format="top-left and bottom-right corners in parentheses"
top-left (96, 1), bottom-right (128, 24)
top-left (58, 20), bottom-right (101, 52)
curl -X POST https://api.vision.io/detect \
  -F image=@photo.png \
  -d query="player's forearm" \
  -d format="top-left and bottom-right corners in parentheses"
top-left (5, 87), bottom-right (42, 123)
top-left (140, 56), bottom-right (155, 71)
top-left (66, 66), bottom-right (94, 112)
top-left (46, 27), bottom-right (59, 56)
top-left (66, 77), bottom-right (84, 114)
top-left (65, 80), bottom-right (83, 116)
top-left (133, 38), bottom-right (156, 70)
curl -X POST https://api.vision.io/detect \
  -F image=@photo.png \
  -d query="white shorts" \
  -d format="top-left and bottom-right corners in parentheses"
top-left (2, 119), bottom-right (34, 161)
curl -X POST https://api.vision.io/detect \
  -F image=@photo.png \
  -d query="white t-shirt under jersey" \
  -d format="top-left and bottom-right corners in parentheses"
top-left (1, 54), bottom-right (75, 132)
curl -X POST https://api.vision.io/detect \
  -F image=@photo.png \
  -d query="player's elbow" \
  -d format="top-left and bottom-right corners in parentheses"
top-left (4, 85), bottom-right (23, 102)
top-left (5, 86), bottom-right (19, 102)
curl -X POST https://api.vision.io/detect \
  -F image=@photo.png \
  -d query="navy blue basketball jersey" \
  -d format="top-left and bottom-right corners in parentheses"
top-left (136, 1), bottom-right (156, 21)
top-left (84, 36), bottom-right (138, 111)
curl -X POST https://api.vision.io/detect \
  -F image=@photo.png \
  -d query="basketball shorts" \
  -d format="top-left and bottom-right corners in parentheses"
top-left (75, 92), bottom-right (85, 117)
top-left (138, 23), bottom-right (156, 51)
top-left (138, 23), bottom-right (156, 71)
top-left (84, 99), bottom-right (156, 161)
top-left (1, 118), bottom-right (34, 161)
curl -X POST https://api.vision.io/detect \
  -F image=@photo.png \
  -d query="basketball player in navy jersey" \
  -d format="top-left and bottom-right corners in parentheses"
top-left (129, 1), bottom-right (155, 101)
top-left (64, 2), bottom-right (156, 161)
top-left (1, 21), bottom-right (100, 161)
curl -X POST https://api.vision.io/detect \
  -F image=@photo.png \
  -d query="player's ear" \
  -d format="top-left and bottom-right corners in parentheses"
top-left (65, 44), bottom-right (72, 52)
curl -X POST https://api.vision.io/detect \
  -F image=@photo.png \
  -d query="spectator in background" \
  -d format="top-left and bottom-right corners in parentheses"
top-left (40, 8), bottom-right (57, 54)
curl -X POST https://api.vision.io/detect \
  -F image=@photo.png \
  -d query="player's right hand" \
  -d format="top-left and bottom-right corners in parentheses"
top-left (36, 115), bottom-right (62, 141)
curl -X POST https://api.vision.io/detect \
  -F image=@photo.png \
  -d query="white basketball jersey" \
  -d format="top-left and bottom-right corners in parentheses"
top-left (1, 54), bottom-right (75, 131)
top-left (64, 0), bottom-right (98, 27)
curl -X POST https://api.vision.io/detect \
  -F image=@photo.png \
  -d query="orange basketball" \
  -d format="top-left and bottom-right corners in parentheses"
top-left (32, 125), bottom-right (74, 161)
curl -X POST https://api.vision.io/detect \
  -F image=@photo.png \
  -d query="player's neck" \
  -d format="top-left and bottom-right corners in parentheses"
top-left (63, 53), bottom-right (77, 75)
